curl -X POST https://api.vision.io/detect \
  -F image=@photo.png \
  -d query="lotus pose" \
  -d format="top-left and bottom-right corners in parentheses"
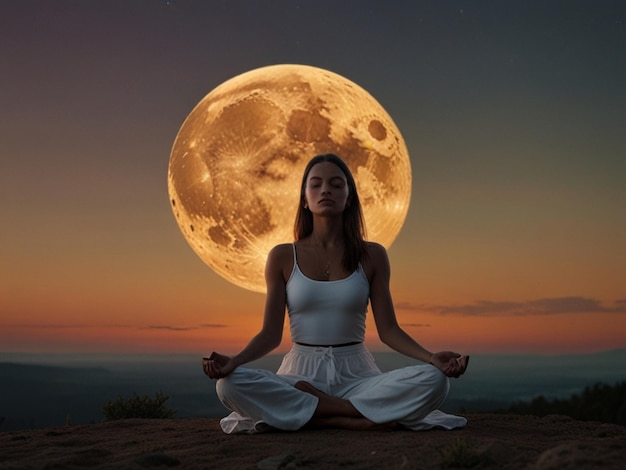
top-left (203, 153), bottom-right (469, 433)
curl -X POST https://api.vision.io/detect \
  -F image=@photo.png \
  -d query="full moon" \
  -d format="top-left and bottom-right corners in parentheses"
top-left (168, 64), bottom-right (411, 293)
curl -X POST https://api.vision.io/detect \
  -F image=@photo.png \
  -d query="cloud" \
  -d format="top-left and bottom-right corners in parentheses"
top-left (146, 325), bottom-right (197, 331)
top-left (145, 324), bottom-right (228, 331)
top-left (396, 297), bottom-right (626, 316)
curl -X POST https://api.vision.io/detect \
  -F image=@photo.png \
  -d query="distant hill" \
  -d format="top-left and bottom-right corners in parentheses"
top-left (0, 362), bottom-right (115, 430)
top-left (1, 349), bottom-right (625, 431)
top-left (504, 381), bottom-right (626, 425)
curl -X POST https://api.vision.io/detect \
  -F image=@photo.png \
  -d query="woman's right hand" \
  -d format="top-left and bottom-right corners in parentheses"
top-left (430, 351), bottom-right (469, 378)
top-left (202, 352), bottom-right (237, 379)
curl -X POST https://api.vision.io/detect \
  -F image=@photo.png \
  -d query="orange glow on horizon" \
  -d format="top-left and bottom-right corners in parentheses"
top-left (2, 310), bottom-right (623, 356)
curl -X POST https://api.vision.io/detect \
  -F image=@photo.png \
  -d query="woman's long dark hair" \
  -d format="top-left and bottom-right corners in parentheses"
top-left (294, 154), bottom-right (367, 272)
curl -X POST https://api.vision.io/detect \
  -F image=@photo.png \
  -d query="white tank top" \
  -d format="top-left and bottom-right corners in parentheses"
top-left (286, 244), bottom-right (370, 345)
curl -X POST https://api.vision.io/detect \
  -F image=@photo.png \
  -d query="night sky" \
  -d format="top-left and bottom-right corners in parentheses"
top-left (1, 0), bottom-right (624, 354)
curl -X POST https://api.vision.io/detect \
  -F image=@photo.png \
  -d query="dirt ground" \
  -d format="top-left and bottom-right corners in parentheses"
top-left (1, 413), bottom-right (624, 469)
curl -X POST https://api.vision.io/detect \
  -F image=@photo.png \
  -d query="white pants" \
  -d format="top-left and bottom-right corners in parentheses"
top-left (216, 343), bottom-right (467, 433)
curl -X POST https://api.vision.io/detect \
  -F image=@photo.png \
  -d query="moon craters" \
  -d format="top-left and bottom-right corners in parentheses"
top-left (368, 120), bottom-right (387, 141)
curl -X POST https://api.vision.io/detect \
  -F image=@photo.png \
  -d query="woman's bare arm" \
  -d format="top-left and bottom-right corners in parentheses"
top-left (367, 242), bottom-right (467, 377)
top-left (204, 244), bottom-right (289, 378)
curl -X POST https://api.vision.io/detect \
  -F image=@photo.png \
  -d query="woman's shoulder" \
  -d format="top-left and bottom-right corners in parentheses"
top-left (267, 243), bottom-right (297, 267)
top-left (267, 243), bottom-right (295, 282)
top-left (361, 241), bottom-right (390, 281)
top-left (268, 243), bottom-right (294, 259)
top-left (364, 241), bottom-right (388, 258)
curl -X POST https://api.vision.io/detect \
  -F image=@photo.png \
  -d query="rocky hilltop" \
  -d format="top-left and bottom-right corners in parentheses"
top-left (1, 414), bottom-right (624, 469)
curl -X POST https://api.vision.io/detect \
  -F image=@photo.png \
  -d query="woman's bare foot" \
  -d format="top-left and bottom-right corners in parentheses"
top-left (295, 381), bottom-right (357, 416)
top-left (294, 380), bottom-right (326, 397)
top-left (295, 381), bottom-right (396, 430)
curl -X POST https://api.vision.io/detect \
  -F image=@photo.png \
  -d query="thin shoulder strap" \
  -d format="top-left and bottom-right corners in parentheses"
top-left (292, 243), bottom-right (298, 266)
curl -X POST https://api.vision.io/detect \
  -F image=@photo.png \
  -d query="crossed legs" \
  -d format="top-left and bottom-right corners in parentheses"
top-left (217, 364), bottom-right (454, 432)
top-left (295, 381), bottom-right (396, 430)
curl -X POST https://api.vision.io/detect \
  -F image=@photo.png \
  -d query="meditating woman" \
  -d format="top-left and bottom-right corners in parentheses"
top-left (203, 153), bottom-right (469, 433)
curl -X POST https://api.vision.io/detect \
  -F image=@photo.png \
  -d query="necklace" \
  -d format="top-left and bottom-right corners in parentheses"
top-left (309, 239), bottom-right (340, 280)
top-left (323, 261), bottom-right (330, 279)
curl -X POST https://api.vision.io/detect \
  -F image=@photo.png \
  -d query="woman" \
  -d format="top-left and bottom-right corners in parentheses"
top-left (203, 153), bottom-right (469, 433)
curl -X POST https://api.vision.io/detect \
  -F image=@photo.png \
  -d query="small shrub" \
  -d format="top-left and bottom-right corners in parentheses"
top-left (439, 439), bottom-right (483, 469)
top-left (102, 392), bottom-right (176, 420)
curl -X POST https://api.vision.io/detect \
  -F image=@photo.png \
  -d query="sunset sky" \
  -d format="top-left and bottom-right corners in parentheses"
top-left (1, 1), bottom-right (624, 356)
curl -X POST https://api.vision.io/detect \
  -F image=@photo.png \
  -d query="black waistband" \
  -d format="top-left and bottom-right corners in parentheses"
top-left (295, 341), bottom-right (362, 348)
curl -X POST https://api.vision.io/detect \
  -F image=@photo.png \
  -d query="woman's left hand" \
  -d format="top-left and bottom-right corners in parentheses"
top-left (431, 351), bottom-right (469, 378)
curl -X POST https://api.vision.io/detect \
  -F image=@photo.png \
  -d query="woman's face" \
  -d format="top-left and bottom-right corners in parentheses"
top-left (304, 161), bottom-right (350, 215)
